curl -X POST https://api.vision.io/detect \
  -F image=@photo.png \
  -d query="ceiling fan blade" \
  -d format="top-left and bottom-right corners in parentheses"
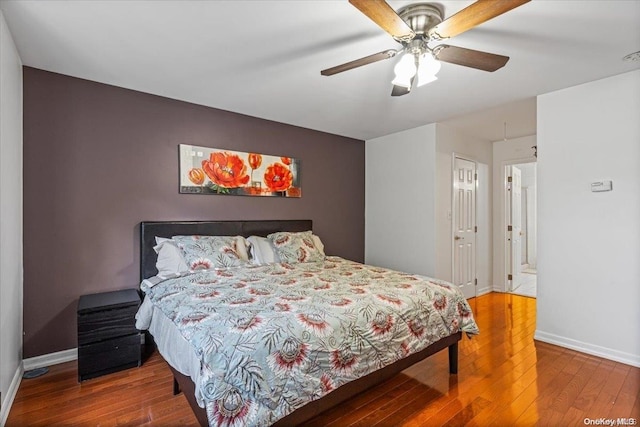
top-left (391, 77), bottom-right (414, 97)
top-left (428, 0), bottom-right (530, 40)
top-left (391, 85), bottom-right (410, 97)
top-left (349, 0), bottom-right (415, 42)
top-left (434, 44), bottom-right (509, 72)
top-left (321, 49), bottom-right (398, 76)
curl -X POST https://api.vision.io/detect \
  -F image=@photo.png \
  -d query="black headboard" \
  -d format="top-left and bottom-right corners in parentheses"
top-left (140, 220), bottom-right (313, 281)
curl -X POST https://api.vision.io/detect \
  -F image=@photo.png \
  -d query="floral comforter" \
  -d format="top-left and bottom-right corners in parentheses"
top-left (140, 256), bottom-right (479, 427)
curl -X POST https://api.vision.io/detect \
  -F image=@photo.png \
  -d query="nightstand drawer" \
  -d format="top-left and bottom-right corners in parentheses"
top-left (78, 334), bottom-right (142, 381)
top-left (78, 305), bottom-right (139, 346)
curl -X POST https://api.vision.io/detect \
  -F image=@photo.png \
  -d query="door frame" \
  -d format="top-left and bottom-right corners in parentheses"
top-left (506, 164), bottom-right (523, 293)
top-left (501, 156), bottom-right (536, 293)
top-left (451, 153), bottom-right (478, 298)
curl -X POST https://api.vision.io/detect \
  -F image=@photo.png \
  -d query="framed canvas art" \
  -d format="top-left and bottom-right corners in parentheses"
top-left (179, 144), bottom-right (301, 197)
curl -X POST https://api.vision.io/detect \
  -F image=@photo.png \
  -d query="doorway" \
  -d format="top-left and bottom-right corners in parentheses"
top-left (505, 162), bottom-right (537, 297)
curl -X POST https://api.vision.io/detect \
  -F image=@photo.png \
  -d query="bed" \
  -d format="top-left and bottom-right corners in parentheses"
top-left (136, 220), bottom-right (479, 426)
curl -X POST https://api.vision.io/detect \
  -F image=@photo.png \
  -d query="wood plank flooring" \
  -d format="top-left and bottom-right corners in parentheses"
top-left (7, 293), bottom-right (639, 426)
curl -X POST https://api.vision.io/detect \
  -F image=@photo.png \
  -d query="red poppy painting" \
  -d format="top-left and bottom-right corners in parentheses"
top-left (264, 162), bottom-right (293, 192)
top-left (201, 152), bottom-right (250, 189)
top-left (179, 144), bottom-right (301, 197)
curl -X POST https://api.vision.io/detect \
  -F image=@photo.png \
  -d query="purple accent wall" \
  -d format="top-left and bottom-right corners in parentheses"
top-left (23, 67), bottom-right (364, 358)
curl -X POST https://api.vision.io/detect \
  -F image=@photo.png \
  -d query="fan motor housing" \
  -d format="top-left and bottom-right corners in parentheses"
top-left (397, 3), bottom-right (443, 37)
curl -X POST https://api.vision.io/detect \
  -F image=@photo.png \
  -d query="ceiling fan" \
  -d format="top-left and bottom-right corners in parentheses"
top-left (321, 0), bottom-right (530, 96)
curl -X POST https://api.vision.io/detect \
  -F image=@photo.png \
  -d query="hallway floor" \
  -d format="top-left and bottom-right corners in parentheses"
top-left (512, 271), bottom-right (537, 298)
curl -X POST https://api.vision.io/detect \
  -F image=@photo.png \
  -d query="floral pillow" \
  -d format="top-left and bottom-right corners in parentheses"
top-left (172, 235), bottom-right (249, 270)
top-left (267, 231), bottom-right (325, 264)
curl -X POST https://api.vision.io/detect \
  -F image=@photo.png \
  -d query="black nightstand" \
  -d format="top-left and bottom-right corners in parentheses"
top-left (77, 288), bottom-right (142, 381)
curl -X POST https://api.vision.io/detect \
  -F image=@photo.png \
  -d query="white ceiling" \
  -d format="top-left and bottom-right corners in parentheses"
top-left (441, 96), bottom-right (536, 142)
top-left (1, 0), bottom-right (639, 141)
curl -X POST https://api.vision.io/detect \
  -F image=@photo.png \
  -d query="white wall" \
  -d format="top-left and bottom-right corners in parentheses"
top-left (0, 10), bottom-right (24, 424)
top-left (536, 70), bottom-right (640, 367)
top-left (365, 122), bottom-right (492, 296)
top-left (492, 135), bottom-right (537, 292)
top-left (518, 162), bottom-right (537, 189)
top-left (434, 124), bottom-right (492, 292)
top-left (365, 123), bottom-right (437, 276)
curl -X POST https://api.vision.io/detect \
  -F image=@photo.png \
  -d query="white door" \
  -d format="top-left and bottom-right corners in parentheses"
top-left (453, 157), bottom-right (477, 299)
top-left (508, 166), bottom-right (523, 291)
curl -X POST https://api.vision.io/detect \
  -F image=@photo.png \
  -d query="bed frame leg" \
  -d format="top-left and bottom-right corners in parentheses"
top-left (173, 377), bottom-right (181, 395)
top-left (448, 343), bottom-right (458, 374)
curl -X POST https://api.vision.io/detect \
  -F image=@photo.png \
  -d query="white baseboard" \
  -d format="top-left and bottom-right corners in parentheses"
top-left (534, 330), bottom-right (640, 368)
top-left (23, 348), bottom-right (78, 371)
top-left (476, 286), bottom-right (492, 296)
top-left (0, 362), bottom-right (23, 427)
top-left (0, 349), bottom-right (78, 425)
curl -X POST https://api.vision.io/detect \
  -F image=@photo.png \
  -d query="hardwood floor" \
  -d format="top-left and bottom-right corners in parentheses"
top-left (7, 293), bottom-right (639, 426)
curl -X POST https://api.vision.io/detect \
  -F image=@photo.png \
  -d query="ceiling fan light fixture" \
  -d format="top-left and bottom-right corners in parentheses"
top-left (417, 71), bottom-right (438, 87)
top-left (417, 53), bottom-right (441, 87)
top-left (392, 74), bottom-right (413, 89)
top-left (421, 53), bottom-right (441, 75)
top-left (392, 53), bottom-right (418, 86)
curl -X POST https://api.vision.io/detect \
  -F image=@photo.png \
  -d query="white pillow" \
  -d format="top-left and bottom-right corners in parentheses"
top-left (154, 237), bottom-right (190, 276)
top-left (247, 236), bottom-right (280, 265)
top-left (233, 236), bottom-right (251, 262)
top-left (312, 234), bottom-right (326, 256)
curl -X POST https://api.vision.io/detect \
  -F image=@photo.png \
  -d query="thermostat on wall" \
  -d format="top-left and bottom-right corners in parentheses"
top-left (591, 180), bottom-right (613, 192)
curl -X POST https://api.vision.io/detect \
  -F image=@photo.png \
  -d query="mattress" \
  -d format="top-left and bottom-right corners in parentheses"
top-left (137, 296), bottom-right (205, 406)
